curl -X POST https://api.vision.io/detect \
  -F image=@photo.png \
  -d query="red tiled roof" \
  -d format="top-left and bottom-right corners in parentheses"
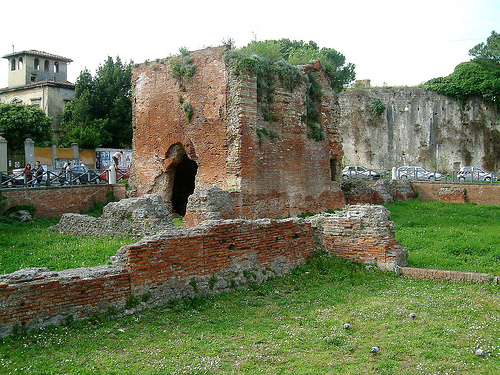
top-left (2, 50), bottom-right (73, 62)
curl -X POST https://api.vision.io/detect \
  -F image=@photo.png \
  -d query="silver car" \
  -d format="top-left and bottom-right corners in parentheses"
top-left (457, 166), bottom-right (497, 182)
top-left (342, 166), bottom-right (381, 180)
top-left (397, 166), bottom-right (443, 181)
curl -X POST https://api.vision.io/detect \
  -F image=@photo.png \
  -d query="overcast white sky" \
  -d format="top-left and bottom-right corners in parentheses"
top-left (1, 0), bottom-right (499, 89)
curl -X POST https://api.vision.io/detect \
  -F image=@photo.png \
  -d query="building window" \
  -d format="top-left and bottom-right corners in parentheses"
top-left (34, 58), bottom-right (40, 70)
top-left (30, 98), bottom-right (41, 108)
top-left (53, 61), bottom-right (59, 73)
top-left (18, 57), bottom-right (23, 69)
top-left (31, 74), bottom-right (37, 82)
top-left (44, 60), bottom-right (49, 71)
top-left (11, 97), bottom-right (23, 104)
top-left (10, 59), bottom-right (16, 71)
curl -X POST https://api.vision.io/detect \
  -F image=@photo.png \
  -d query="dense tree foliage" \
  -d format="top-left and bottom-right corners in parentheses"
top-left (225, 39), bottom-right (356, 93)
top-left (224, 39), bottom-right (355, 141)
top-left (469, 31), bottom-right (500, 63)
top-left (0, 104), bottom-right (53, 152)
top-left (424, 31), bottom-right (500, 110)
top-left (60, 57), bottom-right (132, 149)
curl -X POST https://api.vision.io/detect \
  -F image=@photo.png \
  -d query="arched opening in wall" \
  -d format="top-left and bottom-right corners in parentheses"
top-left (171, 154), bottom-right (198, 216)
top-left (11, 59), bottom-right (16, 71)
top-left (18, 57), bottom-right (23, 69)
top-left (34, 58), bottom-right (40, 70)
top-left (44, 60), bottom-right (49, 71)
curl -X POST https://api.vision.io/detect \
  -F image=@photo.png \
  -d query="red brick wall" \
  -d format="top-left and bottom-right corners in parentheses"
top-left (125, 220), bottom-right (314, 294)
top-left (0, 269), bottom-right (130, 337)
top-left (130, 47), bottom-right (345, 220)
top-left (0, 219), bottom-right (315, 337)
top-left (0, 185), bottom-right (125, 218)
top-left (412, 182), bottom-right (500, 205)
top-left (131, 47), bottom-right (229, 199)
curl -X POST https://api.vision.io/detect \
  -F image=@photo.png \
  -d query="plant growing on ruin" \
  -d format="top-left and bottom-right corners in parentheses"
top-left (224, 39), bottom-right (355, 131)
top-left (171, 47), bottom-right (196, 80)
top-left (256, 127), bottom-right (279, 145)
top-left (303, 72), bottom-right (325, 141)
top-left (183, 101), bottom-right (194, 122)
top-left (371, 99), bottom-right (386, 116)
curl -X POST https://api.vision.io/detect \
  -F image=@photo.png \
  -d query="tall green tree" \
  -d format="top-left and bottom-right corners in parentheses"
top-left (469, 30), bottom-right (500, 63)
top-left (424, 31), bottom-right (500, 110)
top-left (0, 104), bottom-right (53, 152)
top-left (60, 57), bottom-right (132, 149)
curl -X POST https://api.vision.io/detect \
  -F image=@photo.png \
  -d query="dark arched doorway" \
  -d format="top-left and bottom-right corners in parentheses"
top-left (171, 154), bottom-right (198, 216)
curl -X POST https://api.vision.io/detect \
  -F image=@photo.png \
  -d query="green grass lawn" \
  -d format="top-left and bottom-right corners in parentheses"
top-left (0, 217), bottom-right (134, 274)
top-left (0, 200), bottom-right (499, 373)
top-left (385, 200), bottom-right (500, 275)
top-left (0, 253), bottom-right (498, 374)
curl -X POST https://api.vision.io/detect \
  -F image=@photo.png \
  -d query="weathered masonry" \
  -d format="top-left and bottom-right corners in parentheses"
top-left (0, 205), bottom-right (407, 338)
top-left (130, 46), bottom-right (345, 223)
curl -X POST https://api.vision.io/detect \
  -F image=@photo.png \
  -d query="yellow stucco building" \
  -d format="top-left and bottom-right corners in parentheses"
top-left (0, 50), bottom-right (75, 137)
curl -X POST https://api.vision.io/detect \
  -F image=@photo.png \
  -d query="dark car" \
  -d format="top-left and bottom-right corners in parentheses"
top-left (59, 166), bottom-right (101, 185)
top-left (1, 172), bottom-right (24, 188)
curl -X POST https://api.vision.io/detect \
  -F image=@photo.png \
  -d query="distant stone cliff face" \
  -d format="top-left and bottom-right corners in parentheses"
top-left (338, 88), bottom-right (499, 172)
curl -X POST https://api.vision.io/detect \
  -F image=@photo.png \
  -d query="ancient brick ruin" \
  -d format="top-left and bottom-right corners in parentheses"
top-left (49, 194), bottom-right (174, 237)
top-left (0, 204), bottom-right (407, 338)
top-left (130, 46), bottom-right (345, 223)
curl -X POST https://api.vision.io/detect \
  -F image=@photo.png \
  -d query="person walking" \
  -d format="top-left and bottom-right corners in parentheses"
top-left (34, 161), bottom-right (44, 187)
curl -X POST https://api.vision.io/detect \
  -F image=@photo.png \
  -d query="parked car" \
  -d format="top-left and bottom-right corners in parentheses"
top-left (342, 166), bottom-right (381, 180)
top-left (59, 166), bottom-right (101, 184)
top-left (397, 166), bottom-right (443, 181)
top-left (456, 166), bottom-right (497, 182)
top-left (101, 167), bottom-right (130, 181)
top-left (1, 172), bottom-right (24, 188)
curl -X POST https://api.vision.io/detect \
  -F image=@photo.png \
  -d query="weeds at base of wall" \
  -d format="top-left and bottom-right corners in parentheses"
top-left (208, 275), bottom-right (218, 290)
top-left (189, 277), bottom-right (198, 293)
top-left (125, 292), bottom-right (151, 309)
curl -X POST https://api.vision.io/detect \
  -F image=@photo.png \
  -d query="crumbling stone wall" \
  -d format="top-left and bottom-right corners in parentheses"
top-left (308, 205), bottom-right (408, 270)
top-left (183, 187), bottom-right (235, 227)
top-left (338, 87), bottom-right (499, 172)
top-left (49, 194), bottom-right (174, 237)
top-left (341, 178), bottom-right (415, 205)
top-left (0, 205), bottom-right (407, 337)
top-left (0, 218), bottom-right (314, 338)
top-left (130, 46), bottom-right (345, 220)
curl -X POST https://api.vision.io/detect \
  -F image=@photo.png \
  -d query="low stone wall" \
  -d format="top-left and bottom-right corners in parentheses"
top-left (0, 218), bottom-right (314, 338)
top-left (397, 267), bottom-right (498, 284)
top-left (437, 187), bottom-right (467, 203)
top-left (0, 185), bottom-right (126, 218)
top-left (0, 204), bottom-right (407, 338)
top-left (308, 205), bottom-right (408, 270)
top-left (342, 179), bottom-right (415, 205)
top-left (412, 182), bottom-right (500, 205)
top-left (49, 194), bottom-right (174, 237)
